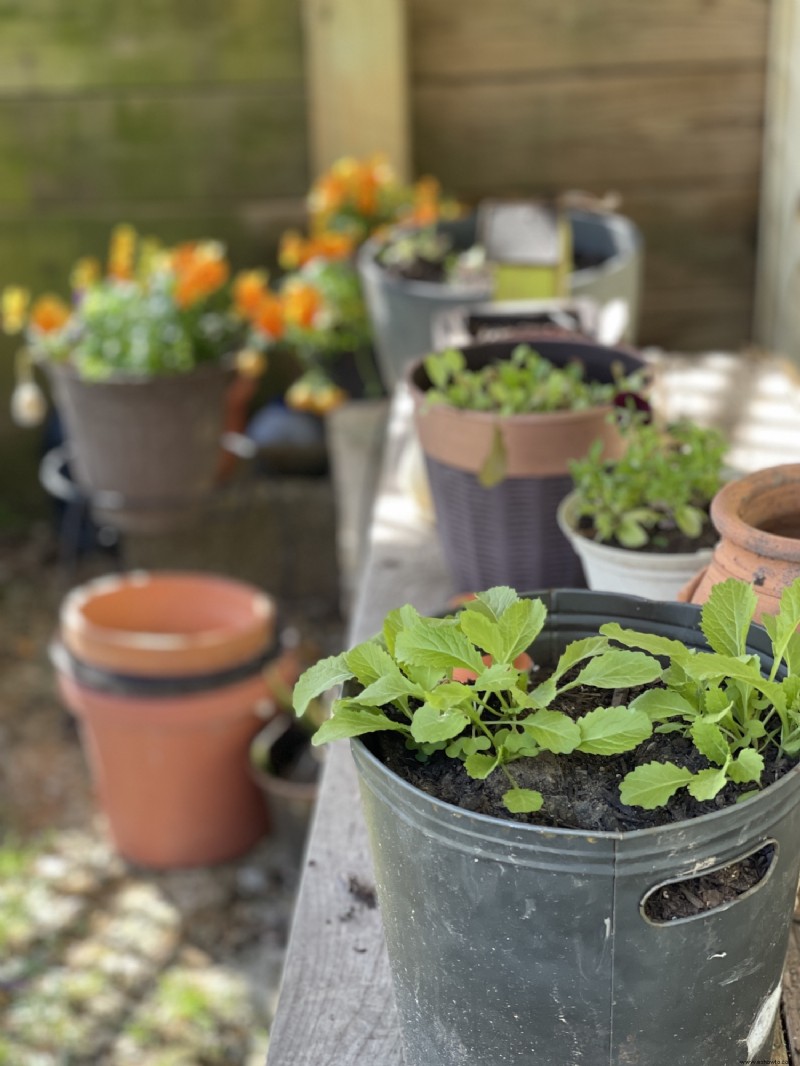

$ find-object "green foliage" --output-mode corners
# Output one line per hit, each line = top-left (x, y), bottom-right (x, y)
(294, 577), (800, 817)
(569, 414), (727, 549)
(423, 344), (643, 417)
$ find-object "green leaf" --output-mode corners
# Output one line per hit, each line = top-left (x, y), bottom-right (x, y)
(353, 672), (424, 707)
(552, 636), (609, 680)
(500, 730), (541, 757)
(459, 610), (505, 662)
(477, 425), (507, 488)
(619, 761), (694, 809)
(469, 586), (519, 621)
(700, 578), (758, 657)
(381, 608), (403, 657)
(294, 653), (353, 718)
(498, 598), (547, 662)
(473, 663), (524, 693)
(426, 681), (473, 709)
(572, 650), (662, 690)
(687, 766), (728, 801)
(577, 706), (652, 755)
(345, 641), (396, 685)
(690, 720), (731, 766)
(522, 710), (581, 754)
(616, 515), (648, 548)
(410, 704), (469, 744)
(680, 652), (763, 687)
(629, 688), (697, 722)
(395, 617), (485, 674)
(727, 748), (764, 785)
(600, 623), (693, 665)
(313, 700), (408, 745)
(464, 752), (499, 779)
(446, 735), (491, 758)
(674, 504), (704, 539)
(762, 578), (800, 676)
(502, 788), (543, 814)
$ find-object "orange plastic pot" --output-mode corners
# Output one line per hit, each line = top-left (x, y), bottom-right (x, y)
(683, 464), (800, 620)
(55, 571), (280, 868)
(61, 571), (276, 678)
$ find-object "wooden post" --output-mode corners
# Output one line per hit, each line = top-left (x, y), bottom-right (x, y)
(301, 0), (410, 181)
(754, 0), (800, 362)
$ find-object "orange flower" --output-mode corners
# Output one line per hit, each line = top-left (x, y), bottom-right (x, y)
(252, 292), (284, 340)
(173, 243), (230, 309)
(311, 231), (354, 261)
(30, 294), (71, 334)
(408, 176), (442, 225)
(233, 270), (269, 318)
(2, 287), (30, 334)
(107, 224), (137, 280)
(282, 280), (323, 329)
(279, 231), (306, 271)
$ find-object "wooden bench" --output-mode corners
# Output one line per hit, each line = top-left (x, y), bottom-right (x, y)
(267, 355), (800, 1065)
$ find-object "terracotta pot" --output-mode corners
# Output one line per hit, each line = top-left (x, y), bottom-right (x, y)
(684, 464), (800, 619)
(250, 715), (322, 860)
(60, 571), (276, 678)
(408, 336), (645, 593)
(54, 571), (279, 868)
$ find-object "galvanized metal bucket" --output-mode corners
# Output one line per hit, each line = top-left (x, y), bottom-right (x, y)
(351, 590), (800, 1066)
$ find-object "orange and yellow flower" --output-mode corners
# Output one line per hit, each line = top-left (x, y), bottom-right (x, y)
(173, 242), (229, 309)
(29, 295), (71, 334)
(279, 229), (354, 271)
(107, 224), (137, 281)
(70, 257), (100, 293)
(252, 292), (284, 340)
(233, 270), (270, 318)
(282, 279), (323, 330)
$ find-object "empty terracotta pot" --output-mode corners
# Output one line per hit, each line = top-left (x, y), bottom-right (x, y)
(55, 571), (279, 868)
(683, 464), (800, 620)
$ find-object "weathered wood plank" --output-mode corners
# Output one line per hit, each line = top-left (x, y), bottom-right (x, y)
(301, 0), (410, 178)
(413, 69), (765, 195)
(753, 0), (800, 362)
(0, 87), (308, 206)
(409, 0), (769, 77)
(0, 0), (304, 90)
(783, 920), (800, 1063)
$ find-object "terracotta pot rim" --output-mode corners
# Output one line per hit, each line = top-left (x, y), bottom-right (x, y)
(710, 465), (800, 563)
(61, 571), (276, 676)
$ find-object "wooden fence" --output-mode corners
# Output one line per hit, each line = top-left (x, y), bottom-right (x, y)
(0, 0), (785, 520)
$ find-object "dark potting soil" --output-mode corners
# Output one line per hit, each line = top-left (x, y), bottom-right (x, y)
(576, 515), (718, 554)
(379, 256), (448, 283)
(367, 673), (797, 919)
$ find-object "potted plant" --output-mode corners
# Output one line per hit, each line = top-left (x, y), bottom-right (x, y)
(557, 413), (726, 600)
(358, 204), (643, 389)
(409, 337), (646, 594)
(2, 226), (267, 532)
(293, 579), (800, 1066)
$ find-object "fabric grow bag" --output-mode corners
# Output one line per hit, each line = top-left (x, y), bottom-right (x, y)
(350, 590), (800, 1066)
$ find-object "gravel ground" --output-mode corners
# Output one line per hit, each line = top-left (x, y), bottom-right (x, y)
(0, 523), (343, 1065)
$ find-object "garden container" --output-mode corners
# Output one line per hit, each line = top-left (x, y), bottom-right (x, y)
(557, 491), (715, 600)
(47, 361), (232, 533)
(351, 589), (800, 1066)
(683, 463), (800, 618)
(54, 571), (278, 868)
(409, 337), (645, 594)
(250, 715), (321, 861)
(358, 208), (642, 389)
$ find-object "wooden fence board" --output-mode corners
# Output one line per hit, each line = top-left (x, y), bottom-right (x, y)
(409, 0), (769, 77)
(0, 0), (304, 90)
(413, 69), (764, 195)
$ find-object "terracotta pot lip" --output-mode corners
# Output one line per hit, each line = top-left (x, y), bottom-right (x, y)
(711, 465), (800, 563)
(61, 570), (275, 656)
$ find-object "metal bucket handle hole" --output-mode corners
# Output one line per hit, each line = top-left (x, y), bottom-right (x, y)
(639, 840), (778, 926)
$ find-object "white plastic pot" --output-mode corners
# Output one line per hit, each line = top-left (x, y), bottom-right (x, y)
(557, 492), (713, 600)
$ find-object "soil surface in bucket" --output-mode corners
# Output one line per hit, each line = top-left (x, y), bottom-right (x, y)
(368, 671), (797, 921)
